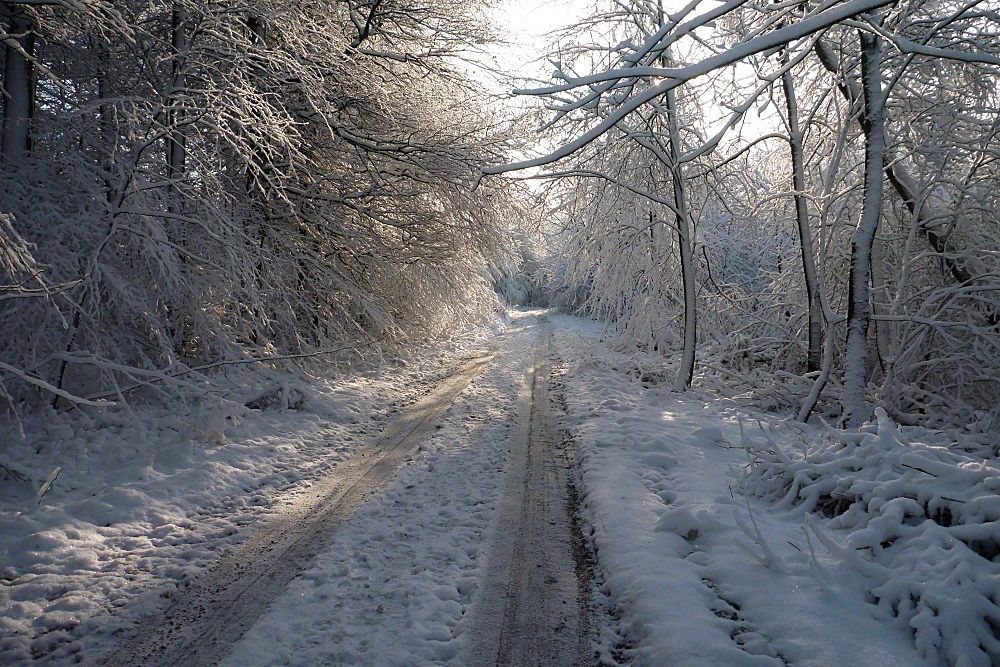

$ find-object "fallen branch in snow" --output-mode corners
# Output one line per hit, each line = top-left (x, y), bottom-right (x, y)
(44, 338), (388, 403)
(899, 461), (937, 477)
(0, 360), (113, 407)
(0, 459), (30, 482)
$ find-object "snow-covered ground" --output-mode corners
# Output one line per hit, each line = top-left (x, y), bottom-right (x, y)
(551, 315), (932, 666)
(553, 313), (996, 667)
(2, 309), (996, 666)
(0, 318), (506, 664)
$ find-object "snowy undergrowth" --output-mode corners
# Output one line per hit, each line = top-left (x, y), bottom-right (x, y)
(0, 320), (503, 665)
(742, 410), (1000, 667)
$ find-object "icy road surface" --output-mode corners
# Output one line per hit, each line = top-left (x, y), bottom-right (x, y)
(2, 310), (947, 666)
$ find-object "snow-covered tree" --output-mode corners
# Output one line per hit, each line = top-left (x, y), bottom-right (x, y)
(488, 0), (1000, 430)
(0, 0), (524, 410)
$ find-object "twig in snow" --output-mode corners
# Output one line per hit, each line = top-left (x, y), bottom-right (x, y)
(802, 525), (826, 586)
(900, 461), (938, 477)
(803, 527), (818, 564)
(0, 460), (30, 482)
(732, 505), (781, 570)
(806, 516), (888, 580)
(35, 467), (61, 505)
(740, 480), (781, 569)
(758, 421), (793, 465)
(735, 535), (773, 568)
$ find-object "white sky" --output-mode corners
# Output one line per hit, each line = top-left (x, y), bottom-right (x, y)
(480, 0), (592, 87)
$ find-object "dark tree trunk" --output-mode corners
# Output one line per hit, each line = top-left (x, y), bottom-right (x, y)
(2, 8), (35, 163)
(166, 6), (186, 188)
(780, 59), (823, 374)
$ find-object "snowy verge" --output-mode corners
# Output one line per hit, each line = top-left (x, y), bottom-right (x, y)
(0, 318), (505, 665)
(550, 314), (931, 667)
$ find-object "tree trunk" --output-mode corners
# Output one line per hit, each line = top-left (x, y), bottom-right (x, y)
(652, 0), (696, 390)
(814, 38), (971, 286)
(869, 235), (893, 374)
(2, 8), (35, 163)
(244, 14), (269, 196)
(842, 27), (885, 427)
(166, 5), (191, 354)
(167, 6), (186, 187)
(667, 87), (696, 390)
(780, 61), (823, 374)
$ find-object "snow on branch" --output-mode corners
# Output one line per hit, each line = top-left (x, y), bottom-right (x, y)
(481, 0), (896, 178)
(0, 212), (36, 281)
(0, 0), (524, 406)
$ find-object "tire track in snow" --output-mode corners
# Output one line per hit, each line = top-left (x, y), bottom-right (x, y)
(464, 317), (594, 667)
(95, 352), (494, 667)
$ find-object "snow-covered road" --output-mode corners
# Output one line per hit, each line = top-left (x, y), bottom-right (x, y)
(2, 310), (972, 666)
(463, 317), (592, 667)
(99, 351), (497, 667)
(214, 311), (592, 667)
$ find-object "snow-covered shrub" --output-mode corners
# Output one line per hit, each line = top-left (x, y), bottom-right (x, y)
(741, 410), (1000, 667)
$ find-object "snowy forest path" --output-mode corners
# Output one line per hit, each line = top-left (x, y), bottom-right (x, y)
(463, 317), (594, 667)
(95, 351), (496, 667)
